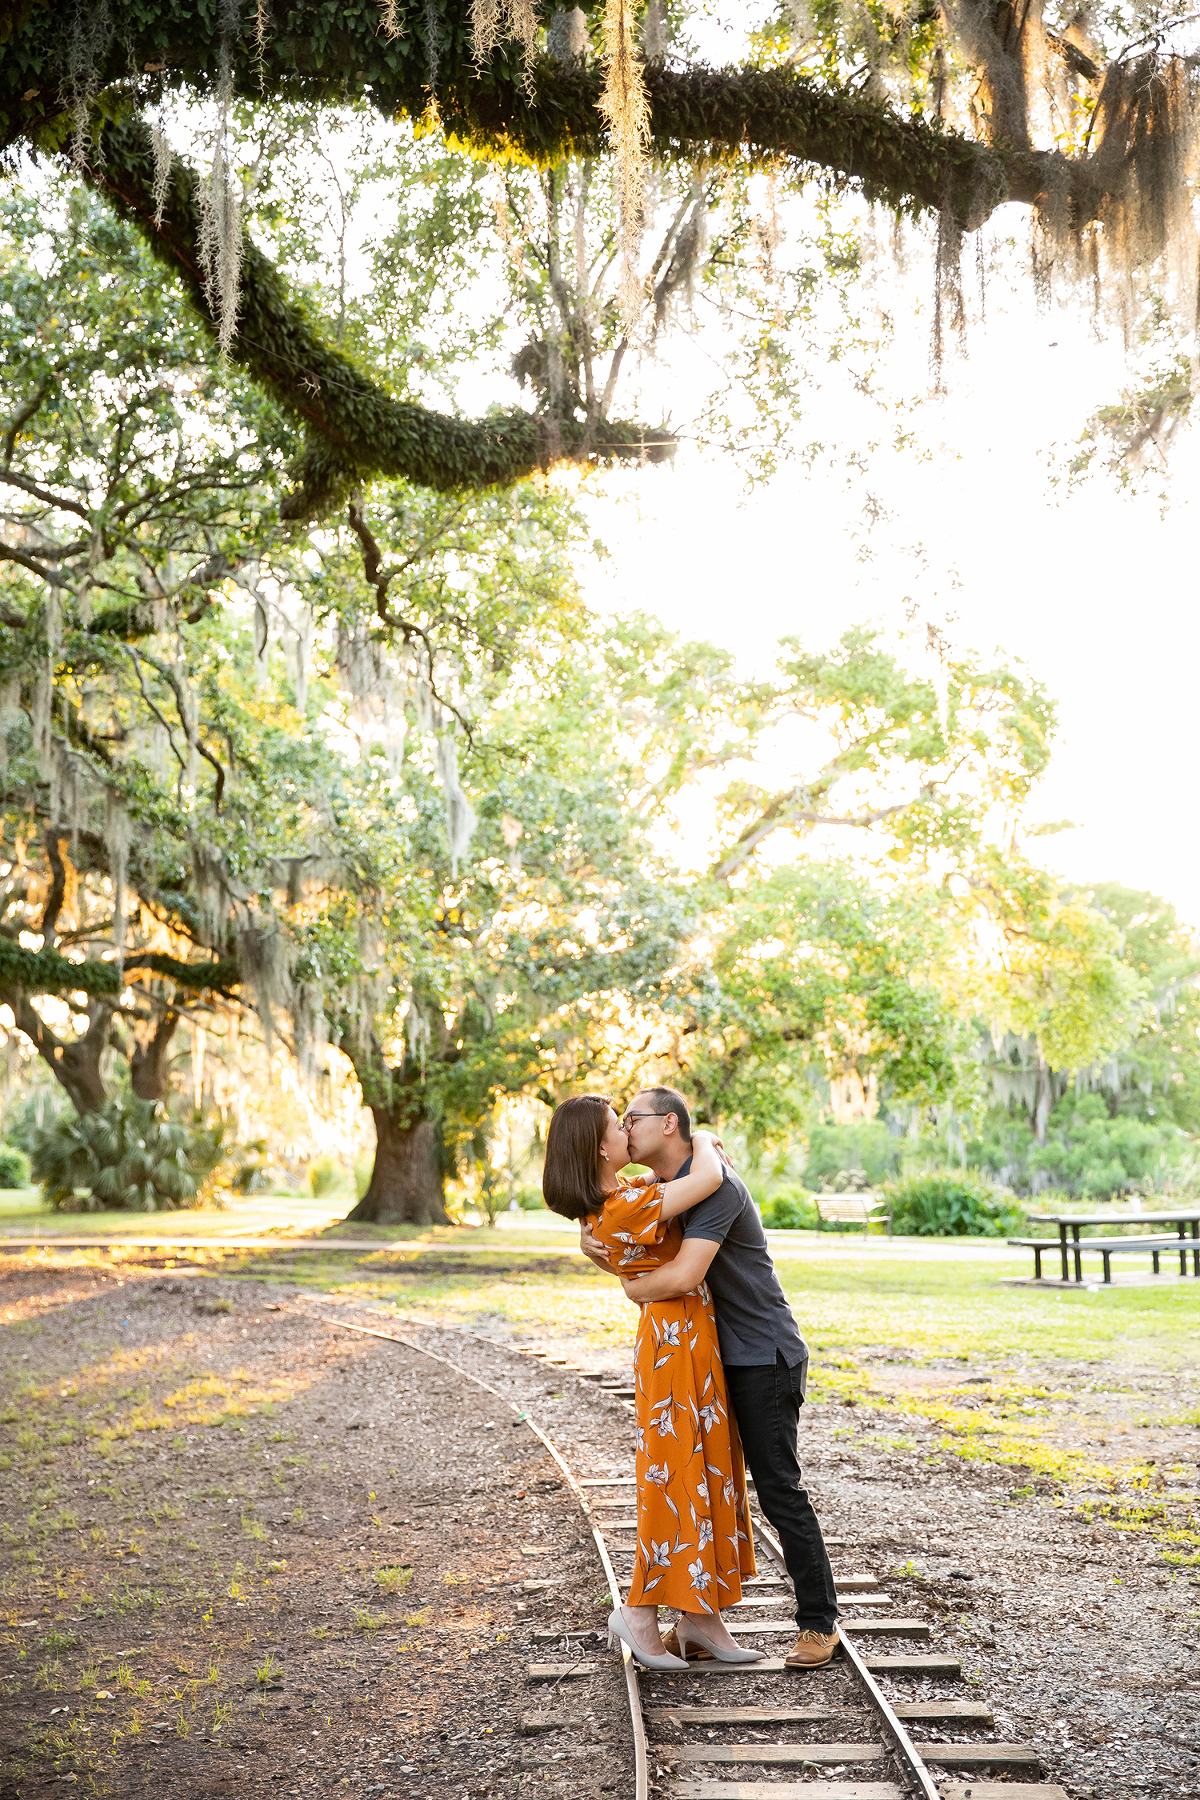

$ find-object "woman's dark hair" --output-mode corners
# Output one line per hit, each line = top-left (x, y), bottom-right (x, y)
(542, 1095), (615, 1221)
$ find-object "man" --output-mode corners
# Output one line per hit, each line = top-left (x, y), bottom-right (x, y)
(579, 1084), (840, 1667)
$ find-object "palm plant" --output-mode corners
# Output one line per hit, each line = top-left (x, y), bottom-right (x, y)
(31, 1099), (200, 1212)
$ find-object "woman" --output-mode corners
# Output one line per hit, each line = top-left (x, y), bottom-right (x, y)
(542, 1094), (761, 1670)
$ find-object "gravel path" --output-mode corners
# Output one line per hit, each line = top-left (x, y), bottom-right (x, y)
(2, 1255), (1198, 1800)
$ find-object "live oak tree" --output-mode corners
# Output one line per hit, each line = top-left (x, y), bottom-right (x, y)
(0, 172), (766, 1220)
(0, 180), (559, 1146)
(6, 0), (1200, 503)
(970, 879), (1196, 1158)
(707, 625), (1056, 883)
(0, 183), (275, 1112)
(622, 860), (971, 1154)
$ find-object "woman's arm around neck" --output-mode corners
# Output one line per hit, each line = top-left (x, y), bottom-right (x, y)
(656, 1131), (725, 1221)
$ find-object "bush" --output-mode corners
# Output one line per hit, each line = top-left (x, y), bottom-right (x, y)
(0, 1145), (30, 1189)
(31, 1099), (202, 1212)
(968, 1093), (1181, 1198)
(885, 1170), (1024, 1238)
(308, 1156), (342, 1197)
(515, 1187), (546, 1211)
(758, 1191), (819, 1230)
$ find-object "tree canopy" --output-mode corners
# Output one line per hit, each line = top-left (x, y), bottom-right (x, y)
(5, 0), (1198, 499)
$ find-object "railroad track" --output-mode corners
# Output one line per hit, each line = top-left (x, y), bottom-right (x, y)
(312, 1312), (1067, 1800)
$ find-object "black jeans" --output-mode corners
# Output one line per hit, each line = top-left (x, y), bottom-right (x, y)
(724, 1353), (838, 1633)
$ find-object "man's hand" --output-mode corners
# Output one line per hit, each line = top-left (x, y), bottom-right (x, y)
(580, 1221), (617, 1273)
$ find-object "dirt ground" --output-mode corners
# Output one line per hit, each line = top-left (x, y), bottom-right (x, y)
(2, 1252), (1200, 1800)
(0, 1257), (633, 1799)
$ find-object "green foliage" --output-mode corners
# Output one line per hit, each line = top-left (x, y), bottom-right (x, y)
(662, 860), (971, 1151)
(0, 1145), (30, 1189)
(758, 1191), (819, 1229)
(30, 1100), (201, 1212)
(970, 1093), (1182, 1199)
(994, 898), (1147, 1077)
(307, 1157), (342, 1197)
(1083, 883), (1200, 1133)
(802, 1122), (903, 1189)
(884, 1170), (1024, 1237)
(0, 2), (1007, 237)
(231, 1156), (273, 1195)
(514, 1188), (546, 1211)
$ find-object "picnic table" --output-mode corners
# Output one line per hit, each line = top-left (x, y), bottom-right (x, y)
(1016, 1208), (1200, 1283)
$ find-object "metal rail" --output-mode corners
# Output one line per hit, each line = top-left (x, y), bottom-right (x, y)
(752, 1513), (942, 1800)
(305, 1310), (650, 1800)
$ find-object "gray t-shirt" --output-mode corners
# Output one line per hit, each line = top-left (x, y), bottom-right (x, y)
(677, 1157), (808, 1369)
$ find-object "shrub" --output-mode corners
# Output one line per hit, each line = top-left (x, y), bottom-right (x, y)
(308, 1156), (341, 1197)
(885, 1170), (1024, 1238)
(232, 1151), (272, 1194)
(968, 1093), (1180, 1198)
(515, 1187), (546, 1211)
(0, 1145), (30, 1188)
(758, 1192), (818, 1230)
(31, 1099), (201, 1212)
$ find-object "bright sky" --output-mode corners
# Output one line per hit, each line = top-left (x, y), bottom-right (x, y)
(581, 210), (1200, 926)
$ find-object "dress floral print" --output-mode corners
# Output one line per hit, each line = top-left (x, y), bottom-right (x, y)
(592, 1175), (755, 1612)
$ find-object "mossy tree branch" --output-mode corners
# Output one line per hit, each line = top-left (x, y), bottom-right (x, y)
(1, 1), (1090, 230)
(0, 937), (241, 1002)
(67, 117), (673, 518)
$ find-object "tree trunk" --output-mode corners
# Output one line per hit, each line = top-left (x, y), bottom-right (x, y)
(130, 1010), (180, 1101)
(346, 1108), (449, 1226)
(9, 994), (112, 1115)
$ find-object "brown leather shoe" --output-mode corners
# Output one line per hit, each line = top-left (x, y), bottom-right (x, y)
(784, 1627), (840, 1668)
(661, 1624), (713, 1661)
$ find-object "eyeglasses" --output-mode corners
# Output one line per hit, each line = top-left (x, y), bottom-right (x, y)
(620, 1112), (659, 1130)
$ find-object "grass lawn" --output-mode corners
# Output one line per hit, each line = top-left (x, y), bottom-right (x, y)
(198, 1231), (1200, 1559)
(4, 1205), (1198, 1556)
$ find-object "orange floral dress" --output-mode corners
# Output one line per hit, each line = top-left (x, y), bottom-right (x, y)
(591, 1174), (756, 1613)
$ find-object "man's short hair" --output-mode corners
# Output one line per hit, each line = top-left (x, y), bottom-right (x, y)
(639, 1085), (692, 1143)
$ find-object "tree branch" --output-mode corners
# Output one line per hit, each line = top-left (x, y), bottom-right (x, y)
(712, 789), (919, 881)
(65, 116), (674, 516)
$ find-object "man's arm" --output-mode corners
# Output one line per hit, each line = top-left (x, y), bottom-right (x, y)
(580, 1220), (618, 1272)
(619, 1237), (720, 1303)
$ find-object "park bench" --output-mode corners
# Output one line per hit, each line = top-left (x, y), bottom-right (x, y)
(814, 1192), (892, 1235)
(1010, 1232), (1193, 1284)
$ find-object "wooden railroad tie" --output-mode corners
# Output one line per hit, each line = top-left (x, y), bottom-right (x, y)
(940, 1786), (1069, 1800)
(570, 1652), (961, 1678)
(647, 1702), (993, 1727)
(670, 1787), (1070, 1800)
(726, 1618), (930, 1638)
(669, 1781), (903, 1799)
(664, 1743), (885, 1765)
(662, 1743), (1041, 1771)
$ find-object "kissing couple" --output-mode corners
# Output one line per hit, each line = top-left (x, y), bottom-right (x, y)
(542, 1085), (838, 1671)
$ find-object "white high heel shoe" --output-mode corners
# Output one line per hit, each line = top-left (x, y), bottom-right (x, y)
(675, 1617), (766, 1664)
(606, 1607), (689, 1671)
